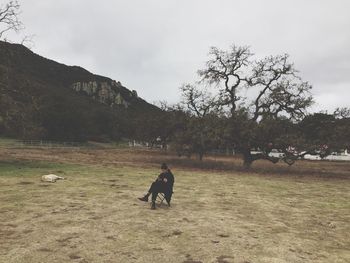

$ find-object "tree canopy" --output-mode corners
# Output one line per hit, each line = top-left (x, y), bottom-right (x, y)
(176, 45), (314, 167)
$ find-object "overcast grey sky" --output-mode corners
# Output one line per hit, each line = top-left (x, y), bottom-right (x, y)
(15, 0), (350, 112)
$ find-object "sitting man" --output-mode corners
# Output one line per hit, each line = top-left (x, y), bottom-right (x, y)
(138, 163), (174, 210)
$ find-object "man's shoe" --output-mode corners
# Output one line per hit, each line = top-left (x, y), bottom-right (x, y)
(151, 201), (156, 210)
(138, 195), (148, 202)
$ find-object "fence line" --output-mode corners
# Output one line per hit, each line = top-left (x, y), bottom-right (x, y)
(0, 140), (91, 149)
(20, 140), (86, 147)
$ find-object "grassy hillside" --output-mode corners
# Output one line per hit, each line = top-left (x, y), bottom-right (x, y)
(0, 41), (159, 141)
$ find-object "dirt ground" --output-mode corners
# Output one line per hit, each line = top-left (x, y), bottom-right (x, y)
(0, 147), (349, 263)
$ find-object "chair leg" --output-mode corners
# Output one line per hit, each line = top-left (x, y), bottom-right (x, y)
(156, 193), (165, 206)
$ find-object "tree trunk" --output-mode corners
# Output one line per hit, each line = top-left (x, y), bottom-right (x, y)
(241, 147), (279, 169)
(242, 149), (253, 169)
(162, 141), (167, 151)
(198, 151), (204, 161)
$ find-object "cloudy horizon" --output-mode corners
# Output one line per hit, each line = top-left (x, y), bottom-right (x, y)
(9, 0), (350, 113)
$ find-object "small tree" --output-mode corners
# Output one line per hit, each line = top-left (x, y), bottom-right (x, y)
(0, 1), (23, 40)
(176, 84), (223, 160)
(195, 45), (313, 168)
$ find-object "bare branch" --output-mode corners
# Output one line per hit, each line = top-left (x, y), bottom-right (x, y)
(180, 84), (220, 118)
(247, 54), (312, 121)
(197, 45), (253, 113)
(20, 34), (35, 49)
(0, 1), (23, 40)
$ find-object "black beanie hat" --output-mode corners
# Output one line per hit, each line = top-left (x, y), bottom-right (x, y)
(161, 163), (168, 170)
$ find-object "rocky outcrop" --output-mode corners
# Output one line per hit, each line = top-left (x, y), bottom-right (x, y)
(71, 80), (138, 108)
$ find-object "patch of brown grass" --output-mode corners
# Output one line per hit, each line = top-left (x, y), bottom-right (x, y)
(0, 147), (349, 262)
(1, 147), (349, 179)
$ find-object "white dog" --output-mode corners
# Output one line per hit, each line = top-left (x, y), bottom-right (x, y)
(41, 174), (65, 183)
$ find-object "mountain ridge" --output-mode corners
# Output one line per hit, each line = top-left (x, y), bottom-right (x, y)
(0, 40), (159, 141)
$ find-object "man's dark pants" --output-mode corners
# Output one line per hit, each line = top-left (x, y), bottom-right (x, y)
(148, 180), (170, 202)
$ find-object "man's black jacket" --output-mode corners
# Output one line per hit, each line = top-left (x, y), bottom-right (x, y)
(157, 169), (174, 190)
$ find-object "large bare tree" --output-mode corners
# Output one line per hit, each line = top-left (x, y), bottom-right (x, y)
(196, 45), (313, 167)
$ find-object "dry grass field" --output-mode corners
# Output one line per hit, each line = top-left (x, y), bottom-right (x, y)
(0, 147), (349, 263)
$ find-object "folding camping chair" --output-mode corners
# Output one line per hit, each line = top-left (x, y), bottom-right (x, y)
(155, 191), (173, 207)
